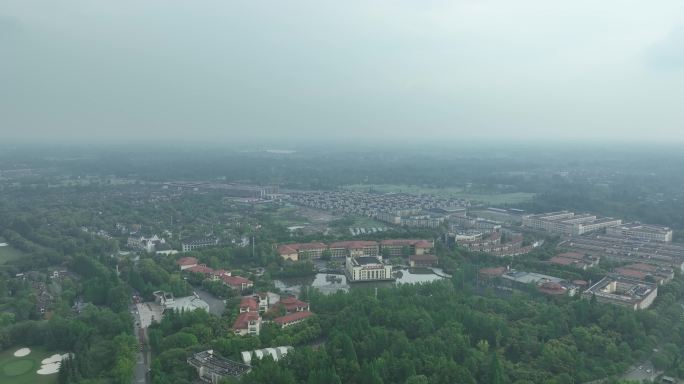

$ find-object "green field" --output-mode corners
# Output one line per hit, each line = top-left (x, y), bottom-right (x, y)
(0, 238), (26, 265)
(0, 347), (58, 384)
(342, 184), (535, 205)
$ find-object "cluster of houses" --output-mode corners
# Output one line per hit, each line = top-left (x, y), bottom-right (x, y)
(479, 250), (674, 311)
(288, 190), (468, 218)
(232, 293), (314, 336)
(176, 257), (253, 291)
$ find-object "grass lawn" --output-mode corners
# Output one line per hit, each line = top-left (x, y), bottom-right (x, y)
(349, 216), (387, 228)
(342, 184), (535, 205)
(0, 347), (58, 384)
(0, 237), (26, 265)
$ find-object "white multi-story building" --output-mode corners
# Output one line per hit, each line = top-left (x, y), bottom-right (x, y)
(345, 256), (394, 282)
(522, 211), (621, 236)
(606, 222), (673, 242)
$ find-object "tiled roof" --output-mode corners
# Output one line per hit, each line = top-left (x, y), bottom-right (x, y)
(223, 275), (253, 287)
(186, 265), (214, 274)
(279, 296), (309, 312)
(240, 297), (258, 311)
(177, 257), (198, 266)
(274, 311), (313, 325)
(233, 312), (260, 330)
(329, 241), (378, 249)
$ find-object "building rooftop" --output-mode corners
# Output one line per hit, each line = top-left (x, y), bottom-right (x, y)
(274, 311), (313, 325)
(233, 311), (260, 330)
(176, 256), (198, 266)
(188, 350), (250, 378)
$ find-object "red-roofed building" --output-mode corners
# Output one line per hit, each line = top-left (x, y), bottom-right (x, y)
(239, 297), (258, 313)
(278, 296), (310, 313)
(538, 281), (568, 296)
(186, 264), (215, 276)
(276, 242), (327, 261)
(613, 263), (674, 285)
(276, 244), (299, 261)
(479, 267), (506, 280)
(380, 239), (433, 257)
(548, 252), (599, 270)
(409, 254), (439, 268)
(177, 257), (198, 270)
(222, 275), (253, 291)
(274, 311), (313, 328)
(329, 241), (379, 258)
(233, 311), (261, 336)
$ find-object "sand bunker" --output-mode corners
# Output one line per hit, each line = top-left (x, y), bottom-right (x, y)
(13, 348), (31, 357)
(41, 353), (69, 365)
(37, 362), (60, 375)
(36, 353), (72, 375)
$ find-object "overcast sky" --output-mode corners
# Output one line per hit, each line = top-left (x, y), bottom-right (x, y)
(1, 0), (684, 143)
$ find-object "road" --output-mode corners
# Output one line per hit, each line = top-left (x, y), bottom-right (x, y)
(621, 360), (659, 382)
(131, 303), (149, 384)
(195, 288), (226, 317)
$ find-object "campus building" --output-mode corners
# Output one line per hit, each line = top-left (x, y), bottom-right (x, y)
(606, 222), (673, 242)
(522, 211), (622, 236)
(561, 235), (684, 271)
(582, 276), (658, 310)
(182, 237), (219, 252)
(276, 239), (433, 261)
(612, 263), (674, 285)
(345, 255), (394, 282)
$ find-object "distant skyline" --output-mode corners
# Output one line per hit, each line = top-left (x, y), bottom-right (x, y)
(2, 0), (684, 143)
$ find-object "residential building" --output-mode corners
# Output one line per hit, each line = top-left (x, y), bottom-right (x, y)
(233, 311), (261, 336)
(409, 254), (439, 268)
(345, 255), (394, 282)
(222, 275), (253, 291)
(187, 350), (250, 383)
(582, 276), (658, 310)
(274, 311), (313, 328)
(176, 257), (198, 270)
(607, 222), (673, 242)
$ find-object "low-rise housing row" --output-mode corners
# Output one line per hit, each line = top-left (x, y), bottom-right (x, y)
(288, 190), (468, 219)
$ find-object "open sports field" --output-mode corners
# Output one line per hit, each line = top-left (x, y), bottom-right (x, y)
(0, 237), (26, 265)
(0, 347), (58, 384)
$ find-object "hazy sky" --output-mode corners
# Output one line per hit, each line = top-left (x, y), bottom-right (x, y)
(2, 0), (684, 143)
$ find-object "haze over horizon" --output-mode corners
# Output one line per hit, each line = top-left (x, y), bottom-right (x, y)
(2, 0), (684, 143)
